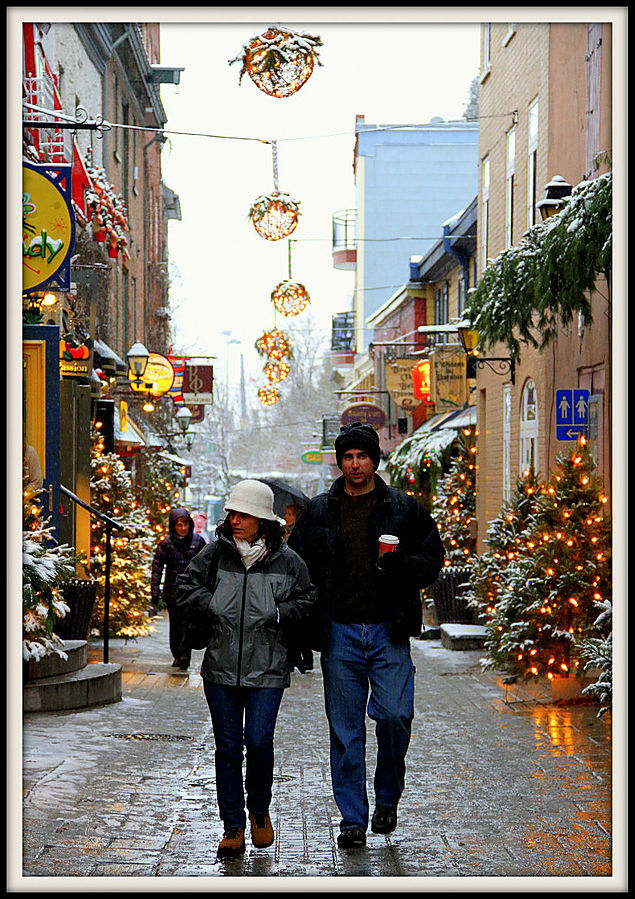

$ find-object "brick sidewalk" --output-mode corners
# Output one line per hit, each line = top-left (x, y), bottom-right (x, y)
(17, 611), (623, 887)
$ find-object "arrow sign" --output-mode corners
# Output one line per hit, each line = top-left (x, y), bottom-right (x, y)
(556, 388), (589, 440)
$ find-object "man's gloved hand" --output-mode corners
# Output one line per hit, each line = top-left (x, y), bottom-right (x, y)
(378, 551), (403, 574)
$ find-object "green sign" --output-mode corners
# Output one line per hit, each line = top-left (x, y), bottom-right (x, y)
(302, 450), (323, 465)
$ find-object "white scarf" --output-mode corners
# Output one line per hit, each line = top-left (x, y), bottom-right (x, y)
(235, 536), (268, 569)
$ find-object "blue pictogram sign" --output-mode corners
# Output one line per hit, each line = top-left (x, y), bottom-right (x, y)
(556, 388), (589, 440)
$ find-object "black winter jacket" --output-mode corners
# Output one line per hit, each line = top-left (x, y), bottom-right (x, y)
(151, 508), (206, 607)
(288, 475), (445, 648)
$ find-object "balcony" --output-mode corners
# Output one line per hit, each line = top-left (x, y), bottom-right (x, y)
(332, 209), (357, 270)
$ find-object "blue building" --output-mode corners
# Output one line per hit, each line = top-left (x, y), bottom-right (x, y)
(335, 115), (478, 354)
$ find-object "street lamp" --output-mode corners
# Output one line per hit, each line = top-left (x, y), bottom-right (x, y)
(457, 325), (516, 385)
(536, 175), (572, 221)
(175, 405), (192, 436)
(126, 341), (150, 385)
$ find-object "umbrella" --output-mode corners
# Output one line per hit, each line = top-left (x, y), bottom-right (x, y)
(257, 478), (310, 518)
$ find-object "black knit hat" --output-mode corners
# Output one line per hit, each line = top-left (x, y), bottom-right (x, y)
(335, 421), (381, 470)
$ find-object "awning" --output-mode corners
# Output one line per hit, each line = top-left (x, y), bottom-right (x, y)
(436, 404), (477, 430)
(158, 451), (192, 469)
(93, 339), (128, 376)
(114, 405), (147, 447)
(387, 405), (476, 483)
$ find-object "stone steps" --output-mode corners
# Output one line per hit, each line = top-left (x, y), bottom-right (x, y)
(24, 640), (122, 712)
(440, 622), (488, 651)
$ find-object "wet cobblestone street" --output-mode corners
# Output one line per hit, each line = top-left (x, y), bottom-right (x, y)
(15, 612), (625, 890)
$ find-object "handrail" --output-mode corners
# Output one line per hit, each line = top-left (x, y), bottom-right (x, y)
(60, 484), (124, 663)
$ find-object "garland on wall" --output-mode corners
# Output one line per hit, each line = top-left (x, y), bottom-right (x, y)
(465, 171), (612, 360)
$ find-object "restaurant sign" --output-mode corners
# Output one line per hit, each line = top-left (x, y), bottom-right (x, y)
(430, 345), (467, 411)
(341, 402), (386, 429)
(182, 364), (214, 405)
(23, 163), (75, 292)
(385, 357), (420, 411)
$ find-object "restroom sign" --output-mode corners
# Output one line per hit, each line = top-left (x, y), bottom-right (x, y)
(556, 388), (589, 440)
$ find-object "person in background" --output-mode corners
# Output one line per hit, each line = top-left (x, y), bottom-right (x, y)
(23, 437), (43, 493)
(193, 512), (210, 543)
(289, 422), (445, 849)
(151, 507), (206, 670)
(176, 479), (317, 859)
(282, 503), (302, 542)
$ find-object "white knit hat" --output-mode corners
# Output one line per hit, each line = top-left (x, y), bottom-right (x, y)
(224, 479), (284, 523)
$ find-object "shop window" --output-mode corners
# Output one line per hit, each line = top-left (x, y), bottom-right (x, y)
(527, 98), (539, 229)
(519, 379), (538, 474)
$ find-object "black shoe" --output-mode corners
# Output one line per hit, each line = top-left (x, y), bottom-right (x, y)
(337, 827), (366, 849)
(371, 805), (398, 834)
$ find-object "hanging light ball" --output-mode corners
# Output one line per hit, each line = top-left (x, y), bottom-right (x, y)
(271, 280), (310, 317)
(230, 26), (323, 99)
(255, 328), (292, 361)
(258, 385), (281, 406)
(263, 359), (291, 384)
(249, 192), (301, 241)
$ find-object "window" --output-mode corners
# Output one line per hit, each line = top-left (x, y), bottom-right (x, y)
(112, 74), (119, 159)
(502, 385), (512, 502)
(520, 379), (539, 474)
(434, 282), (449, 343)
(481, 156), (490, 270)
(505, 128), (516, 248)
(481, 24), (491, 74)
(527, 98), (539, 229)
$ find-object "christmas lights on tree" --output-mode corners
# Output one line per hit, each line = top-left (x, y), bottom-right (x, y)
(142, 453), (183, 549)
(89, 428), (156, 638)
(431, 427), (477, 565)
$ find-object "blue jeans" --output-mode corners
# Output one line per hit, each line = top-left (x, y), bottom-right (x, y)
(321, 621), (415, 832)
(203, 680), (284, 829)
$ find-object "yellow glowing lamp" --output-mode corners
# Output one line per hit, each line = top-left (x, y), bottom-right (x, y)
(128, 352), (175, 397)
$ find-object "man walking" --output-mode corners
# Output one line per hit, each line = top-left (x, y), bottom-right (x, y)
(289, 422), (445, 848)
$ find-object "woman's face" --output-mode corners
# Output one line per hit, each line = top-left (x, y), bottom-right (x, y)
(229, 510), (260, 543)
(174, 517), (190, 537)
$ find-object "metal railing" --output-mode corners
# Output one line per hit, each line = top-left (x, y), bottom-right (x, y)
(60, 485), (124, 663)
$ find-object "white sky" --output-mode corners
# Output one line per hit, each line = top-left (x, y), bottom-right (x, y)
(157, 19), (481, 394)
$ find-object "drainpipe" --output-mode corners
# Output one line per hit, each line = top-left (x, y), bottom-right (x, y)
(143, 132), (166, 345)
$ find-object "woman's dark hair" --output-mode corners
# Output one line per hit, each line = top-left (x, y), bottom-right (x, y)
(216, 516), (284, 553)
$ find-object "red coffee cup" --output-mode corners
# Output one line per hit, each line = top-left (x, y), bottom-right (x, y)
(378, 534), (399, 557)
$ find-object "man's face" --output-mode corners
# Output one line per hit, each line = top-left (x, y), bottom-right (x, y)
(341, 449), (375, 494)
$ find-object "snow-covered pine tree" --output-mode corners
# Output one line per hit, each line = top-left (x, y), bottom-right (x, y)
(475, 437), (611, 686)
(579, 598), (612, 716)
(431, 427), (477, 566)
(465, 467), (543, 628)
(89, 428), (156, 638)
(23, 476), (76, 662)
(142, 453), (183, 546)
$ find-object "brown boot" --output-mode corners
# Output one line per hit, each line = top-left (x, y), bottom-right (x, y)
(217, 826), (245, 858)
(249, 812), (275, 848)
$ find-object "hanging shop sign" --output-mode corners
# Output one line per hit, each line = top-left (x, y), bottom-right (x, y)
(302, 450), (323, 465)
(187, 404), (206, 424)
(23, 163), (76, 293)
(321, 413), (341, 450)
(167, 354), (186, 405)
(59, 335), (93, 378)
(119, 400), (129, 433)
(411, 359), (432, 403)
(182, 364), (214, 405)
(128, 352), (175, 397)
(341, 403), (386, 430)
(385, 357), (419, 411)
(430, 345), (467, 411)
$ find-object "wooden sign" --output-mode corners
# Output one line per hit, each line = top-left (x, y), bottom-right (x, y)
(385, 358), (419, 411)
(430, 345), (467, 411)
(341, 403), (386, 429)
(182, 364), (213, 404)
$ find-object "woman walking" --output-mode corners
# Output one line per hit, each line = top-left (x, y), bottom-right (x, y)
(176, 480), (316, 858)
(151, 507), (206, 670)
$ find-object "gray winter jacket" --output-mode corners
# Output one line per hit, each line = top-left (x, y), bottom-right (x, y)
(175, 532), (317, 688)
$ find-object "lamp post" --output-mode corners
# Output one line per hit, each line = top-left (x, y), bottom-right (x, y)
(457, 326), (515, 385)
(126, 341), (150, 385)
(536, 175), (572, 221)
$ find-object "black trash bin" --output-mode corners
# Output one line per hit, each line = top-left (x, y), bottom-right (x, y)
(54, 579), (98, 640)
(428, 566), (473, 624)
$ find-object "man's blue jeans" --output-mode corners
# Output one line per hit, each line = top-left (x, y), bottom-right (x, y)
(320, 621), (415, 832)
(203, 680), (284, 829)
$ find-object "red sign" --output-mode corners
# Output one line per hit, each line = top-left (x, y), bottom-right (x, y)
(182, 364), (213, 404)
(341, 403), (386, 429)
(412, 359), (432, 402)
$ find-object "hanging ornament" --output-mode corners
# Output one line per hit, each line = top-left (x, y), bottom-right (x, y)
(229, 26), (323, 99)
(271, 280), (310, 317)
(249, 142), (300, 241)
(255, 327), (292, 361)
(263, 359), (291, 384)
(258, 385), (281, 406)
